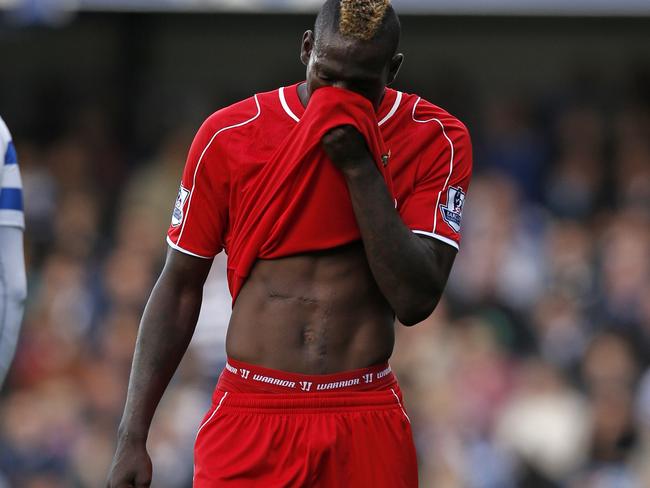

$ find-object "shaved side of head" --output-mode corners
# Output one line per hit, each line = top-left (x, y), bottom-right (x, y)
(314, 0), (401, 59)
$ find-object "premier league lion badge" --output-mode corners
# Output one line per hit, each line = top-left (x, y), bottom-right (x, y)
(439, 186), (465, 233)
(171, 185), (190, 227)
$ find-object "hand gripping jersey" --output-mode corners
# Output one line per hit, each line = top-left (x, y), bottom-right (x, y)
(167, 83), (472, 303)
(0, 116), (24, 230)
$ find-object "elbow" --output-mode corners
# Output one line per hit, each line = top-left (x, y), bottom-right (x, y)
(397, 308), (433, 327)
(396, 293), (442, 327)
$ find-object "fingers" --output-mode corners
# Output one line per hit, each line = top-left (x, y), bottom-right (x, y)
(106, 472), (150, 488)
(105, 476), (133, 488)
(136, 473), (152, 487)
(106, 446), (152, 488)
(322, 128), (363, 150)
(324, 125), (360, 138)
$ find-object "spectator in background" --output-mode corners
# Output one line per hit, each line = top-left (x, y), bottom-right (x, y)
(0, 116), (27, 388)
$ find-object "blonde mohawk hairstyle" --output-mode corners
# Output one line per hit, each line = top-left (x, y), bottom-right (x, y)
(339, 0), (392, 41)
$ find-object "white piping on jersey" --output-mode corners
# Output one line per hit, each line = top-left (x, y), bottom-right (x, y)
(411, 97), (455, 236)
(176, 95), (262, 247)
(279, 86), (300, 123)
(412, 230), (459, 250)
(278, 86), (403, 127)
(166, 235), (212, 259)
(391, 388), (411, 423)
(378, 91), (403, 126)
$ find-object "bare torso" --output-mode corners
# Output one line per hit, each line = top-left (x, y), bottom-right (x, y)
(227, 241), (395, 374)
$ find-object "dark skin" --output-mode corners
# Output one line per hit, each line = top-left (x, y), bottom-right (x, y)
(107, 29), (457, 488)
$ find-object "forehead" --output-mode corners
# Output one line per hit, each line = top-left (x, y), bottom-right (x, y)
(313, 34), (389, 78)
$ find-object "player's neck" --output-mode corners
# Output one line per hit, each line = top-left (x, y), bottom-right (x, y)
(297, 82), (310, 108)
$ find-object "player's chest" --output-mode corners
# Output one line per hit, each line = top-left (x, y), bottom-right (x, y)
(227, 122), (424, 204)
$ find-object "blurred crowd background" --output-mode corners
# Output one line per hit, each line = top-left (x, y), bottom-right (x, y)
(1, 5), (650, 488)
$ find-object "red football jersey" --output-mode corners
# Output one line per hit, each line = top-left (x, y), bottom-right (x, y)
(167, 82), (472, 300)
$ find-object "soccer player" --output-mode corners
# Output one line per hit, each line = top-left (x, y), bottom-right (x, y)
(107, 0), (472, 486)
(0, 116), (27, 388)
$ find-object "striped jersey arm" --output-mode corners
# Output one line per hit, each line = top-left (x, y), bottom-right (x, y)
(0, 116), (25, 230)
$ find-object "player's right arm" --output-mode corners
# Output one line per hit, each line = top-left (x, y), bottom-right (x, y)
(108, 104), (236, 487)
(107, 249), (211, 488)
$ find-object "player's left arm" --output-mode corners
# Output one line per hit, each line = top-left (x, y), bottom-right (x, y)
(323, 123), (471, 326)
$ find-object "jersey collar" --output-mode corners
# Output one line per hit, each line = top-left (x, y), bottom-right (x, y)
(280, 82), (402, 127)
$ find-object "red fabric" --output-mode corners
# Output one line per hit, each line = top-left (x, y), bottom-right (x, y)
(226, 87), (391, 302)
(193, 365), (418, 487)
(167, 83), (472, 303)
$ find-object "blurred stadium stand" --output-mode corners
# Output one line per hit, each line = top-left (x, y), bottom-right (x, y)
(1, 3), (650, 487)
(2, 0), (650, 14)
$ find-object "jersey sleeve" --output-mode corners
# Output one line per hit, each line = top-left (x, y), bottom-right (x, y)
(166, 116), (230, 258)
(400, 111), (472, 250)
(0, 117), (25, 230)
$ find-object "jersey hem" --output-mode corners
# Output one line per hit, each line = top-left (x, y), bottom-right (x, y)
(166, 236), (215, 259)
(412, 230), (459, 250)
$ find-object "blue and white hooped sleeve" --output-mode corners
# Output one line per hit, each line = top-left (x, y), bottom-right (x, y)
(0, 116), (25, 230)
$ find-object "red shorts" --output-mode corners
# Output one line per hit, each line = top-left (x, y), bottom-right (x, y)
(193, 359), (418, 487)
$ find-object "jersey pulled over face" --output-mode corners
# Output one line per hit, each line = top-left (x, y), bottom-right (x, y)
(167, 83), (472, 291)
(0, 116), (25, 230)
